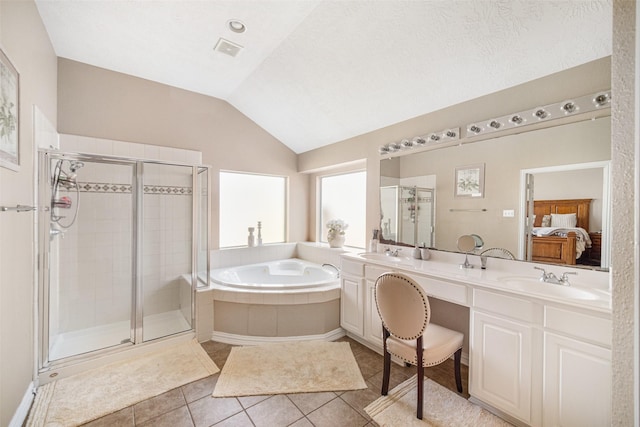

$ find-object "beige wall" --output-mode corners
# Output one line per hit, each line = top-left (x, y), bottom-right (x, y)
(0, 1), (58, 424)
(611, 0), (637, 424)
(57, 58), (308, 247)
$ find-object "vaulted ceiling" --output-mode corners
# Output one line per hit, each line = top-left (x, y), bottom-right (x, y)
(36, 0), (612, 153)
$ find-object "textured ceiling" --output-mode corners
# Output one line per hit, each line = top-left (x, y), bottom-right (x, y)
(35, 0), (612, 154)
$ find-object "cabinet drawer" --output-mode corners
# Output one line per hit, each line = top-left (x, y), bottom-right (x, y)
(365, 265), (392, 280)
(341, 259), (364, 276)
(544, 306), (611, 347)
(473, 289), (537, 323)
(414, 276), (468, 306)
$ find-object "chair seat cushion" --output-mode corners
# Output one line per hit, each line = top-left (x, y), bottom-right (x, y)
(387, 323), (463, 367)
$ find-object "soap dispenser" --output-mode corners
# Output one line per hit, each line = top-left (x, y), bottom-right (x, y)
(420, 242), (431, 260)
(412, 245), (422, 259)
(369, 229), (379, 252)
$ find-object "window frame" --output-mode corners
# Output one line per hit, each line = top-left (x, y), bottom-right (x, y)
(219, 170), (288, 248)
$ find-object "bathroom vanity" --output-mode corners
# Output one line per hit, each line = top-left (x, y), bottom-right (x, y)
(339, 251), (611, 427)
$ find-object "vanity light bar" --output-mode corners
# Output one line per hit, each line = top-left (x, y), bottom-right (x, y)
(465, 90), (611, 138)
(379, 127), (460, 155)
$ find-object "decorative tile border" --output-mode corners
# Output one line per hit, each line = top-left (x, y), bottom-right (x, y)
(77, 182), (132, 193)
(65, 182), (193, 196)
(144, 185), (193, 196)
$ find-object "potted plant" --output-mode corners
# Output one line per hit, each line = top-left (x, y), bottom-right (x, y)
(326, 219), (348, 248)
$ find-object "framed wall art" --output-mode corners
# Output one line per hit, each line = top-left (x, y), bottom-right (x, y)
(455, 163), (484, 198)
(0, 46), (19, 171)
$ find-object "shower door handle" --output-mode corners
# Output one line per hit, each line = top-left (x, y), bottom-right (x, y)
(0, 204), (37, 213)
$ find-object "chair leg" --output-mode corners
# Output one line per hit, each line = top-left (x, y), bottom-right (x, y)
(454, 348), (463, 393)
(382, 328), (391, 395)
(417, 336), (424, 420)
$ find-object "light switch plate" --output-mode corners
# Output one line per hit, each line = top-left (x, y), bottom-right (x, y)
(503, 209), (515, 217)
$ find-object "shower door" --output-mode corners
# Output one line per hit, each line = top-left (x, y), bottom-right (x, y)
(415, 188), (435, 247)
(40, 152), (136, 363)
(39, 151), (207, 371)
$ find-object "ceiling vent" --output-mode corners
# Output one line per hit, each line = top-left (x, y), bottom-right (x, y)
(214, 38), (243, 57)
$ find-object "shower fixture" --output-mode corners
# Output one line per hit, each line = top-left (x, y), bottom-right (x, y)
(69, 160), (84, 173)
(51, 159), (84, 230)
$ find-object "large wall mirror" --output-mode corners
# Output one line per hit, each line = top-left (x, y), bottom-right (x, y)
(380, 115), (611, 271)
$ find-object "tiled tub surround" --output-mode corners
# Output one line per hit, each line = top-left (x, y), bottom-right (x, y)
(340, 248), (611, 426)
(196, 243), (354, 343)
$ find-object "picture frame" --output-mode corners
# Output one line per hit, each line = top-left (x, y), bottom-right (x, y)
(455, 163), (484, 198)
(0, 46), (19, 171)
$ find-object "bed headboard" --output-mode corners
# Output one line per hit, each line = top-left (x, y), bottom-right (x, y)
(533, 199), (592, 231)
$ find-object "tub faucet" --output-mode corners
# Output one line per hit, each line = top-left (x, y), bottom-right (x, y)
(322, 263), (340, 278)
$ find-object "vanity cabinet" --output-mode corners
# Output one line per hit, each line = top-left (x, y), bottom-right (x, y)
(470, 289), (539, 425)
(340, 260), (365, 335)
(339, 254), (611, 427)
(363, 265), (389, 348)
(542, 306), (611, 426)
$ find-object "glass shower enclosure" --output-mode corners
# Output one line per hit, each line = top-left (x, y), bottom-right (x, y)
(37, 150), (210, 372)
(380, 185), (435, 247)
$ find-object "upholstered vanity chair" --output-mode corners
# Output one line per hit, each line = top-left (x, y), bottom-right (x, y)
(374, 272), (464, 420)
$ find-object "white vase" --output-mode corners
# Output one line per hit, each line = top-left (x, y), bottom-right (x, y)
(328, 232), (345, 248)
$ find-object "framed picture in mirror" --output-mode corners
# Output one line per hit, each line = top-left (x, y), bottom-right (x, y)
(455, 163), (484, 198)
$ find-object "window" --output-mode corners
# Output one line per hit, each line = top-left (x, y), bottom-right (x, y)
(319, 171), (366, 248)
(219, 171), (286, 247)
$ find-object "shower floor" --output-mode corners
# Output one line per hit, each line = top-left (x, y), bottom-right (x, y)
(49, 310), (191, 361)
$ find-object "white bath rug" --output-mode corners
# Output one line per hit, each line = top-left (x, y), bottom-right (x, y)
(27, 338), (219, 427)
(365, 375), (513, 426)
(212, 340), (367, 397)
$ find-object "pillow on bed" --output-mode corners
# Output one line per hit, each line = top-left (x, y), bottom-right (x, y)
(550, 213), (577, 228)
(541, 215), (551, 227)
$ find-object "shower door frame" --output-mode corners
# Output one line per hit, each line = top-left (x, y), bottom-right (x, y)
(37, 150), (210, 373)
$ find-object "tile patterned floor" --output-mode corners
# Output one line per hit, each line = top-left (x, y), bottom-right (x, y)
(81, 337), (469, 427)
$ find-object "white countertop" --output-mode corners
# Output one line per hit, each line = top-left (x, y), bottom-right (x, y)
(341, 252), (611, 313)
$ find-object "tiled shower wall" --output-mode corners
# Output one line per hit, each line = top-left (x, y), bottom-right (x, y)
(52, 136), (200, 335)
(56, 163), (134, 332)
(142, 163), (193, 317)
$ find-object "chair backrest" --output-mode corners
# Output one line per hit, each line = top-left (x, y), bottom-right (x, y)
(374, 272), (430, 340)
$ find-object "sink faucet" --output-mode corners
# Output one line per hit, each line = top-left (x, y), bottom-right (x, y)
(384, 247), (401, 257)
(534, 267), (576, 286)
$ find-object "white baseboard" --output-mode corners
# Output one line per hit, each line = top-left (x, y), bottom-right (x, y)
(9, 381), (36, 427)
(210, 328), (346, 346)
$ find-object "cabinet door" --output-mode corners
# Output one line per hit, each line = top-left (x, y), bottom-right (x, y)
(470, 311), (533, 424)
(543, 332), (611, 426)
(364, 279), (384, 348)
(340, 274), (364, 335)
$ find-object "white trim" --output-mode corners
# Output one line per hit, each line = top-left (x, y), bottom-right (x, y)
(9, 381), (35, 427)
(210, 328), (346, 346)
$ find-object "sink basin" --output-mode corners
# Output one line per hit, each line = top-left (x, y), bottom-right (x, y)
(358, 253), (417, 265)
(497, 276), (602, 300)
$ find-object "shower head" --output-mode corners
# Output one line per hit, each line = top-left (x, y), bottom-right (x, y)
(69, 161), (84, 173)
